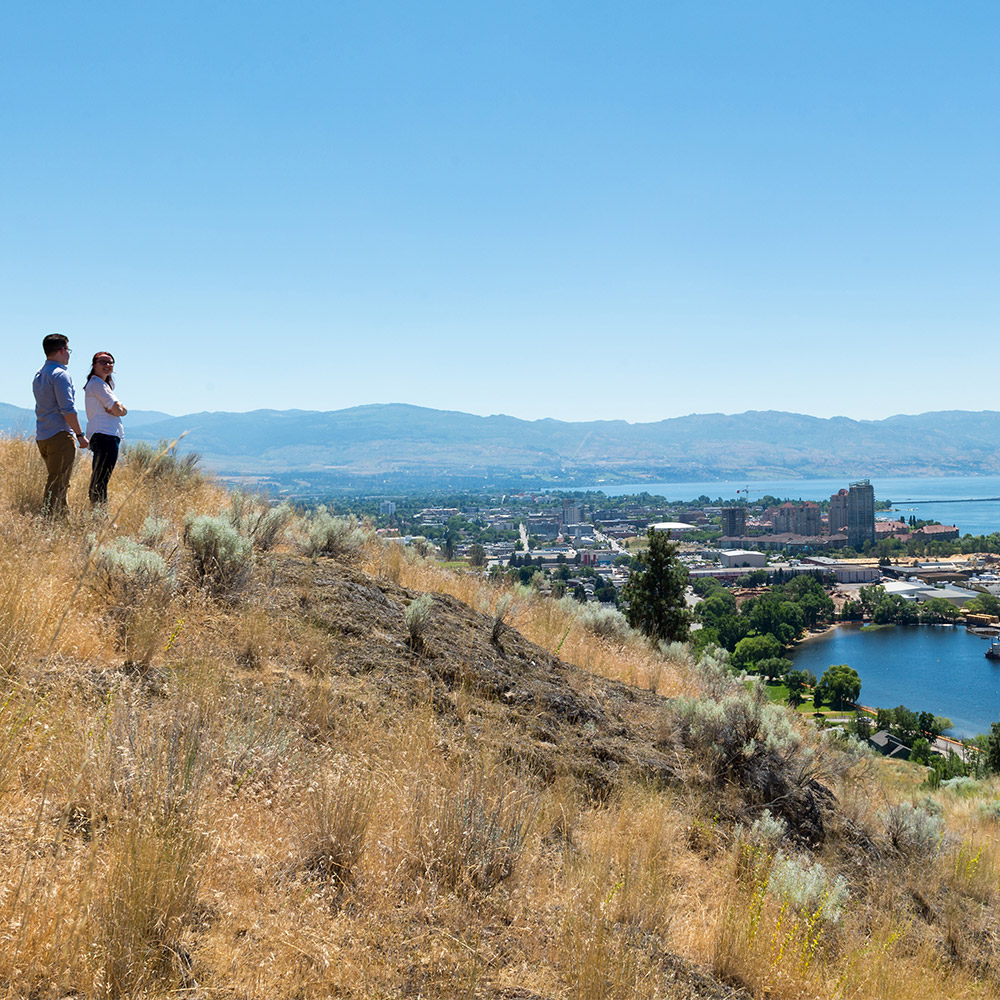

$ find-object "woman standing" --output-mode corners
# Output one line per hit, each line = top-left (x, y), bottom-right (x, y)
(84, 351), (127, 505)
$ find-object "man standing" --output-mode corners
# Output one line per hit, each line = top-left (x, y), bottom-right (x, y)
(32, 333), (88, 515)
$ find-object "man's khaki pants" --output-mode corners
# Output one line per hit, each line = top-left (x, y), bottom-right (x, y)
(36, 431), (76, 515)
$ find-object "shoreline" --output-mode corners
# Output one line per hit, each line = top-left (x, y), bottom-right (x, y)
(791, 619), (995, 739)
(795, 622), (842, 645)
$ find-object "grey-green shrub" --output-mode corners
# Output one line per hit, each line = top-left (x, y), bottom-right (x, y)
(940, 775), (978, 797)
(665, 685), (844, 842)
(93, 699), (207, 995)
(884, 801), (944, 856)
(300, 773), (374, 887)
(576, 602), (633, 640)
(412, 762), (534, 895)
(139, 516), (173, 549)
(693, 644), (738, 699)
(485, 592), (517, 644)
(296, 507), (369, 559)
(221, 684), (294, 790)
(183, 514), (253, 595)
(92, 537), (175, 606)
(767, 852), (849, 923)
(738, 809), (788, 848)
(91, 537), (176, 660)
(227, 491), (294, 552)
(975, 800), (1000, 822)
(404, 594), (434, 648)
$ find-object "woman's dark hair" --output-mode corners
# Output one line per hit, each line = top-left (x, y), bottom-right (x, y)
(85, 352), (115, 390)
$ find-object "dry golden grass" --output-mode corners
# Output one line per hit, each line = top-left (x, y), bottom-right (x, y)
(3, 437), (1000, 997)
(365, 546), (698, 698)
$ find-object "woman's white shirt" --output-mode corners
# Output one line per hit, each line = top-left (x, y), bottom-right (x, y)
(85, 377), (124, 439)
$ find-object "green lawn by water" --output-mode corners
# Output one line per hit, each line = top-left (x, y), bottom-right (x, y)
(763, 680), (848, 720)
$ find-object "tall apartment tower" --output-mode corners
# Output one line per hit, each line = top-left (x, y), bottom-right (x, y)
(847, 480), (875, 549)
(721, 506), (747, 537)
(561, 499), (583, 530)
(828, 489), (849, 535)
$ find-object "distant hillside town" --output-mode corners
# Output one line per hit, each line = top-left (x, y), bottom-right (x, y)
(357, 480), (997, 611)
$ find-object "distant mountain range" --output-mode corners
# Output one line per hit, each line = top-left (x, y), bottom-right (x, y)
(3, 402), (1000, 488)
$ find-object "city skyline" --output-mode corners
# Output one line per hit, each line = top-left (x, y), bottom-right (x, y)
(3, 3), (1000, 423)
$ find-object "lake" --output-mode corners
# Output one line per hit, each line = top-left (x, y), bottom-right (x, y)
(582, 474), (1000, 536)
(791, 624), (1000, 738)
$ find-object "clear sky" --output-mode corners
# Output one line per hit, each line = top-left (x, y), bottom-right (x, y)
(3, 2), (998, 423)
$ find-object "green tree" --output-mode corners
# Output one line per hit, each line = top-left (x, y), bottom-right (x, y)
(785, 669), (809, 708)
(698, 589), (737, 621)
(621, 528), (691, 642)
(918, 710), (949, 740)
(918, 598), (960, 624)
(891, 705), (920, 744)
(910, 737), (932, 765)
(853, 711), (872, 740)
(814, 664), (862, 711)
(756, 656), (793, 681)
(468, 543), (486, 567)
(731, 634), (782, 674)
(692, 576), (723, 596)
(966, 593), (1000, 617)
(985, 722), (1000, 774)
(839, 599), (863, 622)
(796, 589), (835, 628)
(858, 584), (887, 616)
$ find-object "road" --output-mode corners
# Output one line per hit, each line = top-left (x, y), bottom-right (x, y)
(592, 528), (624, 553)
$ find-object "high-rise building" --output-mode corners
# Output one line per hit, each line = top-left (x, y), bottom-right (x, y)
(773, 502), (821, 536)
(561, 499), (582, 527)
(721, 506), (746, 537)
(847, 480), (875, 549)
(828, 489), (849, 535)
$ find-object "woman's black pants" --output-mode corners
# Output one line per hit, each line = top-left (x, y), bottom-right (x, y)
(88, 433), (120, 505)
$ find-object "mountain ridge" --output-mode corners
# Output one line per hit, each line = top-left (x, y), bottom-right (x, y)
(2, 401), (999, 483)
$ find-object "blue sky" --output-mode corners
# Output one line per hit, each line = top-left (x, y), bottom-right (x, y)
(3, 2), (998, 423)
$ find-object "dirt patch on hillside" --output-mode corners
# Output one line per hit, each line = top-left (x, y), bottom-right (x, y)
(273, 556), (677, 799)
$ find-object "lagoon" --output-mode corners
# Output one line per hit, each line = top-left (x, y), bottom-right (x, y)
(791, 624), (1000, 738)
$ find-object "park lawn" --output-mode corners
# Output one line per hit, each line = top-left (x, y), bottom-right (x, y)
(764, 680), (845, 718)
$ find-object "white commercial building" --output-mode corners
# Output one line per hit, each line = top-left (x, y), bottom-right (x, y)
(719, 549), (767, 568)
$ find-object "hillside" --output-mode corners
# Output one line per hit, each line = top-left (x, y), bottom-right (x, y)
(4, 402), (1000, 483)
(2, 438), (1000, 998)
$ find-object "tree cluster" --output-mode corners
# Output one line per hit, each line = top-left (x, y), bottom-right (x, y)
(840, 531), (1000, 559)
(694, 573), (836, 663)
(851, 584), (967, 625)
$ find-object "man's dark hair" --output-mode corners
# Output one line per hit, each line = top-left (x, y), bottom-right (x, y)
(42, 334), (69, 356)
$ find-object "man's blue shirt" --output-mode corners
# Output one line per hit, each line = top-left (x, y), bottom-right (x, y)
(33, 360), (77, 441)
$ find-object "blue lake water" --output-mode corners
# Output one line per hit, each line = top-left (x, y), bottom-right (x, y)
(791, 624), (1000, 738)
(583, 475), (1000, 536)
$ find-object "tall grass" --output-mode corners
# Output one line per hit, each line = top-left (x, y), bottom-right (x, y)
(361, 537), (695, 696)
(1, 445), (1000, 998)
(299, 771), (374, 888)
